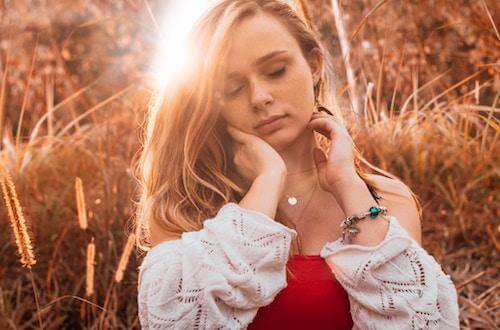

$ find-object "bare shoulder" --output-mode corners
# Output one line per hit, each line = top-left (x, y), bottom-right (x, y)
(366, 174), (412, 198)
(366, 174), (422, 245)
(150, 220), (182, 248)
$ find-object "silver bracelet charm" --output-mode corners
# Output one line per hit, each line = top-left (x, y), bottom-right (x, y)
(340, 205), (388, 243)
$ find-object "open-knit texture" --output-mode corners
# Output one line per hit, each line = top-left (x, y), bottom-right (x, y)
(138, 202), (459, 329)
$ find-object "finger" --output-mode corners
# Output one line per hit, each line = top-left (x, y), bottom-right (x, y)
(226, 125), (246, 144)
(307, 117), (335, 139)
(311, 111), (336, 120)
(310, 112), (334, 123)
(310, 112), (342, 129)
(312, 147), (328, 169)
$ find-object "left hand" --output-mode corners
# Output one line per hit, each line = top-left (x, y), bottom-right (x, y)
(306, 111), (358, 193)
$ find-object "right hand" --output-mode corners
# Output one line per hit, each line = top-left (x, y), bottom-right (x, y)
(226, 124), (287, 184)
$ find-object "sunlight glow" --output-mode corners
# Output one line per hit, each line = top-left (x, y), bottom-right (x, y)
(149, 1), (212, 92)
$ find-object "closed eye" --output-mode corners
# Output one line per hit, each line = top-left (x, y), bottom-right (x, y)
(268, 66), (286, 77)
(224, 66), (286, 98)
(226, 85), (243, 97)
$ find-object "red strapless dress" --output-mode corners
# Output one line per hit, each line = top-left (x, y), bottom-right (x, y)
(248, 254), (353, 330)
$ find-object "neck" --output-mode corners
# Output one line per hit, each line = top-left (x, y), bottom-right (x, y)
(277, 129), (319, 196)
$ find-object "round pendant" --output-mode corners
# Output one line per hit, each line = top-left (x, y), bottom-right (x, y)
(287, 196), (298, 206)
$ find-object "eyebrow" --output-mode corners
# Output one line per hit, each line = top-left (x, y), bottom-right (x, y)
(226, 50), (288, 79)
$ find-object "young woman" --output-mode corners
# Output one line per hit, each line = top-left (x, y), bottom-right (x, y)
(134, 0), (460, 328)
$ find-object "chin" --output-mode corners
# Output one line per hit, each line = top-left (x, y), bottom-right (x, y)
(263, 129), (298, 152)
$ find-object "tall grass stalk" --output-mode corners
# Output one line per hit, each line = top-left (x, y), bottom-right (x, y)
(0, 162), (36, 267)
(330, 0), (360, 114)
(0, 160), (43, 328)
(75, 177), (88, 230)
(86, 240), (96, 298)
(115, 233), (136, 283)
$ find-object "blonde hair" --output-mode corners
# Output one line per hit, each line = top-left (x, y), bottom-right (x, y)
(133, 0), (422, 280)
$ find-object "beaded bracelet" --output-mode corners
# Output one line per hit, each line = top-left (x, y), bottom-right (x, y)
(340, 205), (388, 243)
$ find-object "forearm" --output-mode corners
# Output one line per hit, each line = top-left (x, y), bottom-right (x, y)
(139, 201), (296, 328)
(328, 174), (389, 246)
(322, 176), (460, 328)
(239, 172), (286, 220)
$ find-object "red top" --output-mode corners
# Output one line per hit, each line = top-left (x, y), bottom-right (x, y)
(248, 254), (353, 330)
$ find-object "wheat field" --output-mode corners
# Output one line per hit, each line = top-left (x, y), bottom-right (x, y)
(0, 0), (498, 328)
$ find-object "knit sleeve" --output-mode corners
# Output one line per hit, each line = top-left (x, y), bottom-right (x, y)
(137, 202), (297, 329)
(319, 214), (460, 330)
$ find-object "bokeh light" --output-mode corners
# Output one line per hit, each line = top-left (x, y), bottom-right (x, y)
(148, 0), (212, 92)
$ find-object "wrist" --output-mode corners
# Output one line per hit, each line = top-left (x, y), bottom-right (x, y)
(256, 171), (287, 194)
(326, 171), (360, 195)
(325, 172), (388, 246)
(242, 172), (286, 220)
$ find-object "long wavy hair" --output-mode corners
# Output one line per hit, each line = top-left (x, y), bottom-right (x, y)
(133, 0), (422, 279)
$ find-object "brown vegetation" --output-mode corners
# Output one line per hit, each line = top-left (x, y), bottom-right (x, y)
(0, 0), (498, 328)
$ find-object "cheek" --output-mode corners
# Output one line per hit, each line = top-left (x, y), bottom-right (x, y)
(282, 81), (314, 123)
(282, 67), (314, 109)
(219, 107), (249, 130)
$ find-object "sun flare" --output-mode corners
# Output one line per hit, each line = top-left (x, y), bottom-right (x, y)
(149, 1), (212, 92)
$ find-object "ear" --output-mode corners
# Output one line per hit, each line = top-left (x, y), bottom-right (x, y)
(307, 47), (323, 86)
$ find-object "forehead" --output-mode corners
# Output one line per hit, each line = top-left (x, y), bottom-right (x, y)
(223, 13), (302, 75)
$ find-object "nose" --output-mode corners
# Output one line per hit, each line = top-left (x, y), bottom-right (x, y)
(249, 80), (273, 111)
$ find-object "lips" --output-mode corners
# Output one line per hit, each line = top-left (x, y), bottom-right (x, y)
(254, 115), (287, 135)
(254, 115), (287, 129)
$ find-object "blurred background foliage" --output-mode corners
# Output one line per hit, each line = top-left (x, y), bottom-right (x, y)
(0, 0), (498, 328)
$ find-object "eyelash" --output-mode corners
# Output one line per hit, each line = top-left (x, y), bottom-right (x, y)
(226, 66), (287, 97)
(268, 66), (286, 77)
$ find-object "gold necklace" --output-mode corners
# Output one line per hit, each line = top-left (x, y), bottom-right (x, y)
(284, 180), (317, 206)
(284, 180), (318, 226)
(282, 168), (318, 206)
(286, 167), (316, 176)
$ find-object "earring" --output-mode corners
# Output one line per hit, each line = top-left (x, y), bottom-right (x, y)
(314, 95), (334, 116)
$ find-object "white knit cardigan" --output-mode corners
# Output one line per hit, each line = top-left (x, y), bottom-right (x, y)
(137, 202), (460, 329)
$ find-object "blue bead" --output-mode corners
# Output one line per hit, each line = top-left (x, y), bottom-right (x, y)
(369, 206), (380, 218)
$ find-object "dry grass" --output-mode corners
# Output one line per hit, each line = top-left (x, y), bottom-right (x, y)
(115, 233), (136, 284)
(75, 177), (88, 230)
(0, 0), (498, 328)
(0, 161), (36, 269)
(85, 240), (96, 298)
